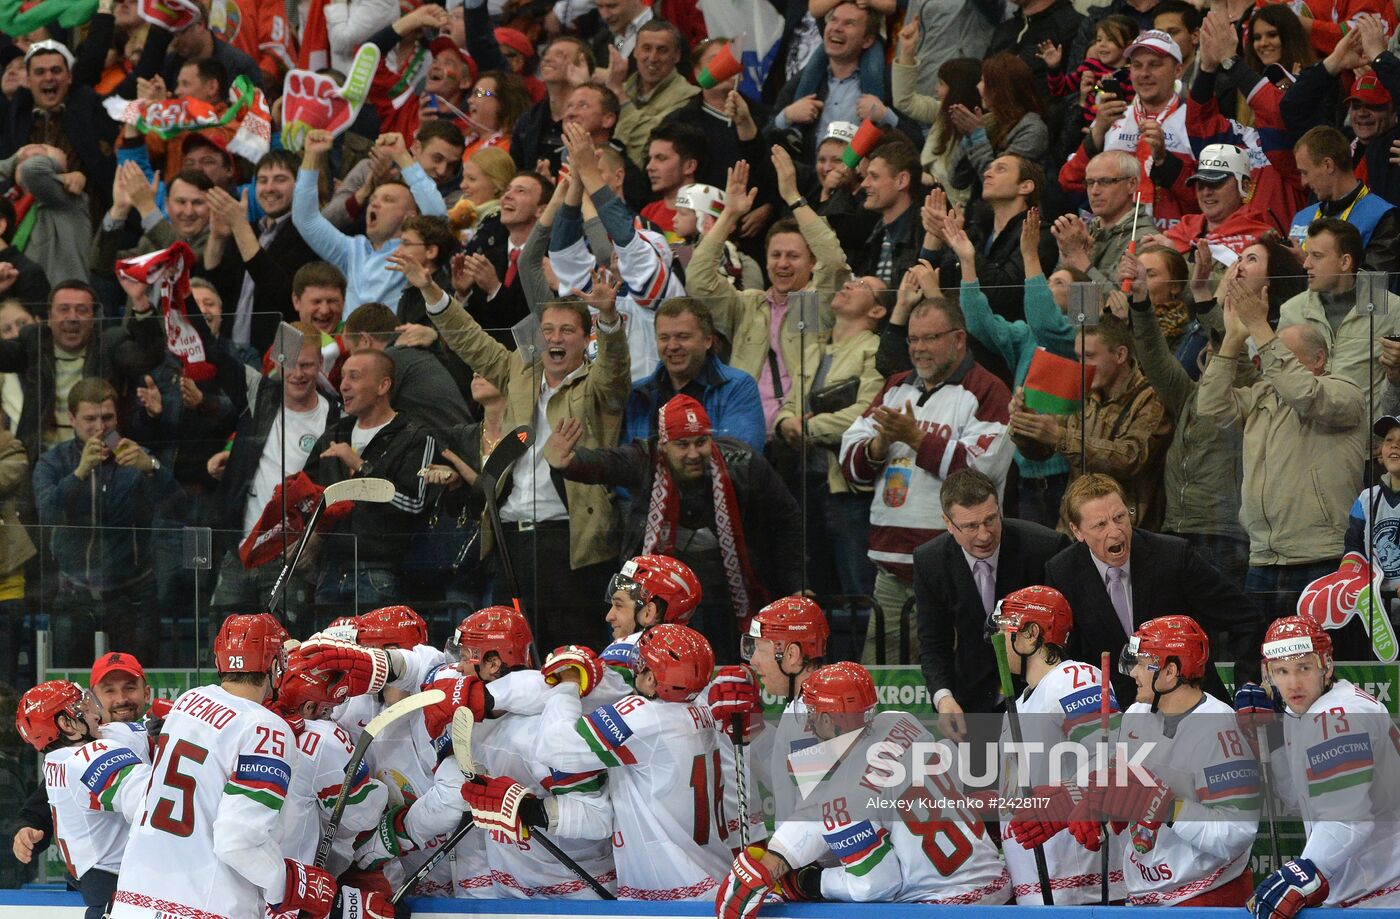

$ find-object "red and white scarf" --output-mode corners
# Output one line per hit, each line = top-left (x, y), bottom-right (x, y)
(115, 242), (217, 381)
(641, 395), (763, 623)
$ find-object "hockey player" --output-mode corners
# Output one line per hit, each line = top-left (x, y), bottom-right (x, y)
(604, 554), (703, 647)
(111, 613), (337, 919)
(336, 605), (447, 743)
(513, 623), (734, 899)
(1249, 616), (1400, 917)
(1070, 615), (1259, 906)
(17, 681), (151, 919)
(269, 656), (388, 882)
(715, 662), (1010, 914)
(993, 585), (1124, 904)
(739, 596), (830, 824)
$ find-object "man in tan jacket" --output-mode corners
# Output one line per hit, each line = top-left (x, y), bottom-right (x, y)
(688, 145), (850, 432)
(1197, 276), (1367, 622)
(389, 247), (631, 651)
(608, 20), (700, 167)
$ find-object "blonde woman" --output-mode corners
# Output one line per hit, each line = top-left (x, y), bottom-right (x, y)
(449, 146), (516, 243)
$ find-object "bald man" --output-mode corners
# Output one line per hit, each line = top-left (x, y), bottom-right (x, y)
(303, 350), (436, 613)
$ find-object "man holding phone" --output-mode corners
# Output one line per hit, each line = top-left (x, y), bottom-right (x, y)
(32, 378), (173, 667)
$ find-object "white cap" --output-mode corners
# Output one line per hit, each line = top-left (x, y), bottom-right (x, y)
(825, 121), (859, 144)
(1188, 143), (1251, 194)
(24, 40), (74, 68)
(675, 183), (725, 220)
(1125, 29), (1183, 63)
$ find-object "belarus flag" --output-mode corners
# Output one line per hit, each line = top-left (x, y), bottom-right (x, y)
(698, 0), (784, 100)
(1023, 348), (1093, 415)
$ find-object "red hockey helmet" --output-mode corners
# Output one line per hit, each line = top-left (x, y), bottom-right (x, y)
(215, 613), (289, 675)
(16, 680), (88, 751)
(452, 606), (535, 669)
(608, 555), (702, 625)
(356, 606), (428, 649)
(273, 655), (344, 719)
(1120, 615), (1209, 681)
(1262, 616), (1333, 664)
(993, 586), (1072, 647)
(742, 596), (829, 661)
(636, 624), (715, 702)
(801, 662), (878, 733)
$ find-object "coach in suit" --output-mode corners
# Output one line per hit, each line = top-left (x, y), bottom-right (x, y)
(1046, 473), (1264, 707)
(915, 468), (1070, 742)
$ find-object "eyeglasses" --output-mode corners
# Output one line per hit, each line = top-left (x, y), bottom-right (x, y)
(1084, 176), (1132, 189)
(907, 330), (958, 346)
(843, 278), (874, 294)
(473, 87), (497, 98)
(946, 512), (1000, 535)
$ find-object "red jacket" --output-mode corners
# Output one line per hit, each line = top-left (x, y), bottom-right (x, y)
(1060, 99), (1199, 227)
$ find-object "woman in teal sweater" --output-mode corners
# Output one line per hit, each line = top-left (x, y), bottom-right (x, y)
(944, 209), (1078, 527)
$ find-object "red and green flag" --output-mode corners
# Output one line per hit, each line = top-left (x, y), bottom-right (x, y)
(1023, 348), (1092, 414)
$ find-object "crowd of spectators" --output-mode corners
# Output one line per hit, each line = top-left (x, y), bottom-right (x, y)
(2, 0), (1400, 694)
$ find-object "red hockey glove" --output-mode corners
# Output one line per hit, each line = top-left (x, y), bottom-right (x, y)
(542, 645), (605, 697)
(290, 639), (390, 697)
(422, 674), (491, 739)
(333, 868), (394, 919)
(715, 847), (776, 919)
(461, 774), (534, 842)
(280, 859), (337, 919)
(1006, 784), (1077, 848)
(1085, 763), (1175, 827)
(707, 665), (763, 742)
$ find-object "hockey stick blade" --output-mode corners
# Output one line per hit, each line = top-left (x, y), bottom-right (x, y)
(325, 476), (396, 505)
(452, 707), (477, 779)
(532, 828), (616, 900)
(315, 688), (446, 867)
(467, 426), (534, 517)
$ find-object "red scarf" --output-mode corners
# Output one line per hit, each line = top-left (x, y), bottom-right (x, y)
(641, 396), (763, 624)
(298, 0), (330, 71)
(114, 242), (216, 381)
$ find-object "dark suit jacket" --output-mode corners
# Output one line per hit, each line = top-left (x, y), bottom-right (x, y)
(462, 215), (530, 341)
(1045, 529), (1264, 707)
(209, 216), (318, 353)
(915, 518), (1070, 714)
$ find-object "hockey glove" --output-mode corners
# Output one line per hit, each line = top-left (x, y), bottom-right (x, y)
(422, 674), (492, 740)
(354, 804), (417, 870)
(333, 868), (394, 919)
(1006, 784), (1077, 848)
(707, 665), (763, 742)
(1234, 682), (1283, 736)
(290, 639), (392, 697)
(1085, 763), (1176, 827)
(542, 645), (605, 696)
(1249, 858), (1329, 919)
(715, 847), (776, 919)
(461, 774), (535, 843)
(279, 859), (337, 919)
(772, 865), (823, 902)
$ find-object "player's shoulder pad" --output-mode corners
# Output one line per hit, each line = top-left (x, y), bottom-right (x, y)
(99, 721), (148, 742)
(76, 742), (145, 795)
(865, 710), (929, 745)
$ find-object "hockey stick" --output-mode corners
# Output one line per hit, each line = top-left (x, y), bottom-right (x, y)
(314, 688), (446, 868)
(450, 709), (616, 900)
(1100, 651), (1111, 906)
(992, 636), (1054, 905)
(1255, 679), (1281, 874)
(731, 716), (749, 849)
(465, 425), (535, 519)
(267, 477), (396, 616)
(392, 815), (475, 904)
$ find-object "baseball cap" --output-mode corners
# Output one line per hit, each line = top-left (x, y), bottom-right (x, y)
(428, 36), (478, 86)
(1346, 72), (1392, 107)
(495, 28), (535, 60)
(91, 651), (146, 686)
(1187, 143), (1250, 186)
(1375, 415), (1400, 437)
(825, 121), (859, 144)
(24, 40), (75, 68)
(1125, 29), (1182, 63)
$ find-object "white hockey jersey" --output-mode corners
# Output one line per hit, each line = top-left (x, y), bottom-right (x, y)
(111, 685), (294, 919)
(277, 718), (387, 874)
(750, 696), (817, 825)
(536, 684), (733, 900)
(998, 661), (1124, 904)
(768, 711), (1009, 903)
(550, 230), (684, 382)
(44, 722), (151, 879)
(1273, 680), (1400, 908)
(1115, 695), (1259, 905)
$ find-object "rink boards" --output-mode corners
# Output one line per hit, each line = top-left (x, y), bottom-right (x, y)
(3, 891), (1400, 918)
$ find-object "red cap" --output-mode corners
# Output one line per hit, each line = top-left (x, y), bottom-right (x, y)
(91, 651), (146, 686)
(429, 36), (478, 87)
(495, 28), (535, 60)
(1346, 72), (1392, 107)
